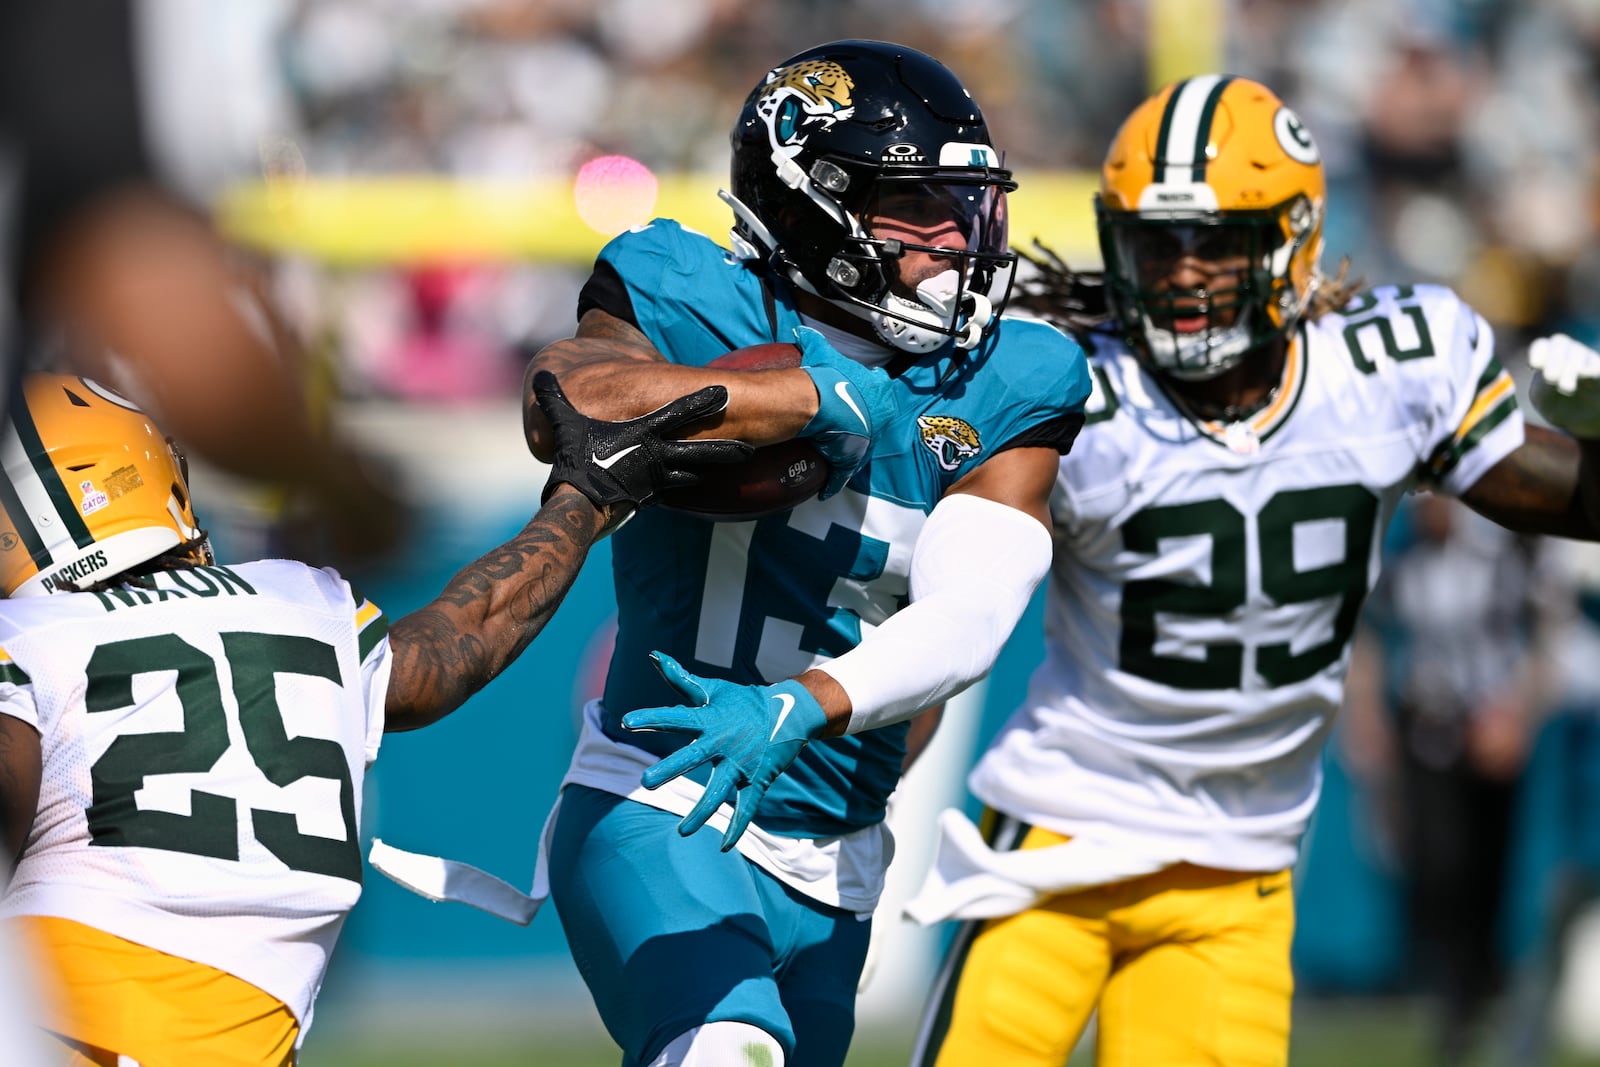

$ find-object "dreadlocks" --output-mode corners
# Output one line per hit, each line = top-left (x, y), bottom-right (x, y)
(57, 532), (214, 594)
(1012, 241), (1114, 339)
(1013, 239), (1365, 339)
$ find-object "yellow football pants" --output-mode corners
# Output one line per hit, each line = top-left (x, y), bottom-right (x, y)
(18, 915), (299, 1067)
(914, 821), (1295, 1067)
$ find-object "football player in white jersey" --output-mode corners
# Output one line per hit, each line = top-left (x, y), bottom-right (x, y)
(907, 75), (1600, 1067)
(0, 370), (746, 1067)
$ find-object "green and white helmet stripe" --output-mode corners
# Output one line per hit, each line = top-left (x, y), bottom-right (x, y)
(1143, 74), (1235, 211)
(1, 417), (87, 577)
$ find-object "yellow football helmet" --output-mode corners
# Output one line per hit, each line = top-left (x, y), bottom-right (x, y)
(1, 374), (210, 597)
(1097, 74), (1326, 380)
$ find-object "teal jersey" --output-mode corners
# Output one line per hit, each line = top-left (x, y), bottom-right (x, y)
(589, 220), (1090, 837)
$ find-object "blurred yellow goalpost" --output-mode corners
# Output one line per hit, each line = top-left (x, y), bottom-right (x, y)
(215, 170), (1104, 267)
(218, 0), (1219, 269)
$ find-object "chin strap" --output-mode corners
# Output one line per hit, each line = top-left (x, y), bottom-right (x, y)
(870, 269), (994, 353)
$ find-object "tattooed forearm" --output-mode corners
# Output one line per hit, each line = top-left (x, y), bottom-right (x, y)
(523, 310), (664, 458)
(384, 486), (607, 730)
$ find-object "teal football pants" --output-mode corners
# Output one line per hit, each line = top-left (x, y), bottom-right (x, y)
(547, 784), (871, 1066)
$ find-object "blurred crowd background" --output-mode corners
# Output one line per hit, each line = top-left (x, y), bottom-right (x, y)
(21, 0), (1600, 1064)
(162, 0), (1600, 401)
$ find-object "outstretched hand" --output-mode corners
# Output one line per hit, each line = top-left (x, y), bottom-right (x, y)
(533, 370), (753, 513)
(622, 652), (829, 851)
(1529, 334), (1600, 439)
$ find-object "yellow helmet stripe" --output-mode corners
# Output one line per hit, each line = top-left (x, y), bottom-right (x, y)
(1152, 74), (1234, 185)
(6, 393), (93, 550)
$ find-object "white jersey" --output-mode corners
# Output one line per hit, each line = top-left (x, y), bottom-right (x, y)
(971, 285), (1524, 873)
(0, 559), (392, 1031)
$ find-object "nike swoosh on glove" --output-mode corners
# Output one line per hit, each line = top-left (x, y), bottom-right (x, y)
(622, 652), (829, 851)
(533, 370), (753, 512)
(793, 326), (900, 499)
(1529, 334), (1600, 439)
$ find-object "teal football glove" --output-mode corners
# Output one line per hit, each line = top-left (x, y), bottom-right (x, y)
(793, 326), (899, 499)
(1529, 334), (1600, 439)
(622, 652), (829, 851)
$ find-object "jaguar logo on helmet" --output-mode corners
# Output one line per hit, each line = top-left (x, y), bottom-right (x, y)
(917, 414), (982, 472)
(726, 41), (1019, 356)
(754, 59), (855, 155)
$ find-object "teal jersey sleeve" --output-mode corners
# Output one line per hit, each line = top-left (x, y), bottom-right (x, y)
(591, 219), (802, 364)
(872, 315), (1091, 505)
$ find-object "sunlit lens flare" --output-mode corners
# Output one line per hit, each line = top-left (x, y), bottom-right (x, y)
(573, 155), (659, 236)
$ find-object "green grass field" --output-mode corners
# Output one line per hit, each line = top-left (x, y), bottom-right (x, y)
(300, 999), (1600, 1066)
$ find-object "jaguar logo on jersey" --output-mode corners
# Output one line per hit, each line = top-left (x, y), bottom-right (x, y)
(755, 59), (855, 155)
(918, 414), (982, 471)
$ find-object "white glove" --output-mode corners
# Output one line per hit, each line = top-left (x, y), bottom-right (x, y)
(1529, 333), (1600, 438)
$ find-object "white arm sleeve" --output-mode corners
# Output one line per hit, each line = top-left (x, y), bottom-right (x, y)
(820, 492), (1051, 734)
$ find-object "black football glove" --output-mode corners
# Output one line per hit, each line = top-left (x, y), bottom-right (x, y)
(533, 369), (753, 511)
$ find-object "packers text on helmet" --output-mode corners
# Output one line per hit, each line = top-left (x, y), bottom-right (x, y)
(0, 374), (209, 597)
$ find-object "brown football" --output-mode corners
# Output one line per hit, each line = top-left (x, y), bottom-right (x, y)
(658, 343), (831, 521)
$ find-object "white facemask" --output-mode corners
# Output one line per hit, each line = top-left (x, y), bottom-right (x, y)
(869, 269), (995, 353)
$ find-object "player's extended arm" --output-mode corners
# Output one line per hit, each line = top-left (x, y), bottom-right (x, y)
(1461, 336), (1600, 540)
(817, 446), (1060, 730)
(625, 447), (1059, 848)
(523, 310), (816, 455)
(0, 716), (41, 866)
(384, 482), (607, 733)
(1459, 426), (1600, 539)
(522, 310), (897, 498)
(384, 376), (751, 731)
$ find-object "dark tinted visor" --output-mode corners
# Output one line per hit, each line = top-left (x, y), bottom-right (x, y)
(866, 181), (1009, 257)
(1117, 223), (1252, 269)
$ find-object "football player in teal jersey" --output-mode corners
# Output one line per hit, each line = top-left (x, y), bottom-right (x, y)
(516, 39), (1091, 1067)
(908, 75), (1600, 1067)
